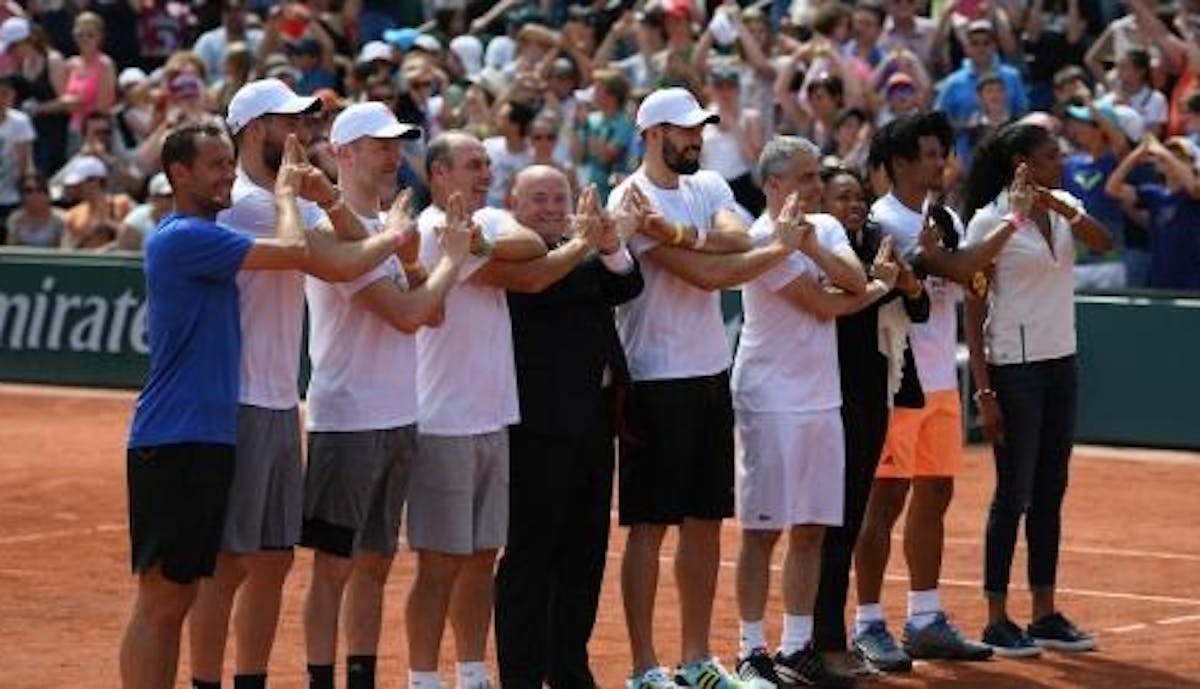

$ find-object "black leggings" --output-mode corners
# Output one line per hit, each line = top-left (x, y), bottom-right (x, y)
(813, 397), (890, 651)
(984, 356), (1077, 597)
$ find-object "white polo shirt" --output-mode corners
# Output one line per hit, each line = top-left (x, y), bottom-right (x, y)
(964, 190), (1081, 366)
(305, 211), (418, 431)
(414, 204), (521, 435)
(871, 193), (963, 393)
(218, 169), (327, 410)
(606, 168), (738, 381)
(731, 212), (847, 413)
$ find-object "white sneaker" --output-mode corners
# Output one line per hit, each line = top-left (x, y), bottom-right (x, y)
(626, 666), (676, 689)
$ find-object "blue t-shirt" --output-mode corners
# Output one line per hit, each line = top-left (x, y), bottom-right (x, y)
(934, 58), (1029, 127)
(1135, 185), (1200, 290)
(1062, 152), (1125, 262)
(128, 213), (254, 448)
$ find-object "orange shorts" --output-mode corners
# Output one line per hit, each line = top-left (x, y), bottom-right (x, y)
(875, 389), (963, 479)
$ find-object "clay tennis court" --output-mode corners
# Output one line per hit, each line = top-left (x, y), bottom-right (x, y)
(3, 384), (1199, 688)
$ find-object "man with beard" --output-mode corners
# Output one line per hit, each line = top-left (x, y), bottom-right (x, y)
(187, 79), (411, 689)
(119, 125), (311, 689)
(300, 102), (474, 689)
(851, 112), (994, 673)
(493, 165), (644, 688)
(605, 88), (818, 689)
(405, 131), (552, 689)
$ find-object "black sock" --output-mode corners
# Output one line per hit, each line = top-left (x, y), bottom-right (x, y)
(193, 681), (220, 689)
(347, 655), (377, 689)
(234, 674), (267, 689)
(308, 664), (334, 689)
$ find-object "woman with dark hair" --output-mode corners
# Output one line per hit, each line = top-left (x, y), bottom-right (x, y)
(812, 166), (929, 675)
(961, 122), (1110, 657)
(5, 20), (70, 175)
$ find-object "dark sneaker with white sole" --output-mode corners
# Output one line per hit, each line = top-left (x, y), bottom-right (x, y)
(903, 612), (993, 661)
(1027, 612), (1096, 652)
(736, 647), (787, 687)
(851, 621), (912, 673)
(982, 619), (1043, 658)
(774, 644), (856, 688)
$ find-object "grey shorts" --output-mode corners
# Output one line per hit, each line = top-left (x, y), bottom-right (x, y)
(407, 430), (509, 555)
(301, 425), (416, 558)
(222, 405), (304, 553)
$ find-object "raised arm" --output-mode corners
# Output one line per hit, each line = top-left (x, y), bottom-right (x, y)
(241, 135), (312, 270)
(1036, 187), (1112, 252)
(797, 221), (868, 294)
(1104, 140), (1147, 206)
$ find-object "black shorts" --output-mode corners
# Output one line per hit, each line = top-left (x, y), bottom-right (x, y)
(127, 443), (235, 584)
(618, 371), (735, 526)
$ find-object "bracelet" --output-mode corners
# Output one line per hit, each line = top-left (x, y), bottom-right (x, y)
(1068, 208), (1085, 226)
(320, 195), (345, 214)
(472, 235), (494, 257)
(692, 226), (708, 250)
(973, 388), (997, 404)
(402, 260), (423, 272)
(670, 223), (686, 246)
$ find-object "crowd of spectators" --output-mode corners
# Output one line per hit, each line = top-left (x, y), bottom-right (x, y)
(0, 0), (1198, 288)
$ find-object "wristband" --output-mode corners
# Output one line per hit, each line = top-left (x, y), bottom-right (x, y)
(1067, 208), (1085, 226)
(1002, 211), (1025, 228)
(692, 225), (708, 250)
(670, 223), (685, 246)
(402, 260), (423, 272)
(320, 195), (345, 214)
(973, 388), (997, 404)
(472, 235), (494, 257)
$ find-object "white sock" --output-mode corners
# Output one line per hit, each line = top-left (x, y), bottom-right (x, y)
(410, 670), (442, 689)
(854, 603), (885, 636)
(780, 614), (814, 654)
(456, 661), (488, 689)
(740, 619), (767, 656)
(907, 589), (941, 629)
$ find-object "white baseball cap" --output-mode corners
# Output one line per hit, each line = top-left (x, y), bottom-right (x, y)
(226, 78), (320, 135)
(635, 87), (719, 132)
(118, 67), (148, 91)
(62, 156), (108, 186)
(148, 172), (172, 197)
(356, 40), (393, 65)
(414, 34), (442, 53)
(0, 16), (30, 53)
(330, 102), (422, 147)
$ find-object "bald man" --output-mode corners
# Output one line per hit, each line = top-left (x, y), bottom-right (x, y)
(494, 166), (644, 689)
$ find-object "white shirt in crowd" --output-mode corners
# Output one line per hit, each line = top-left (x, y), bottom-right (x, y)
(0, 108), (35, 206)
(871, 192), (963, 393)
(606, 169), (739, 381)
(701, 123), (753, 181)
(415, 204), (521, 435)
(732, 212), (847, 413)
(483, 136), (533, 208)
(1097, 87), (1168, 130)
(218, 168), (326, 409)
(305, 211), (418, 432)
(965, 190), (1081, 366)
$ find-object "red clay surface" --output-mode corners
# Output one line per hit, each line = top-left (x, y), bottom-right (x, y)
(2, 385), (1200, 688)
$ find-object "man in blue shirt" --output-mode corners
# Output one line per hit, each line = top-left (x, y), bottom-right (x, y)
(934, 20), (1028, 131)
(118, 124), (317, 689)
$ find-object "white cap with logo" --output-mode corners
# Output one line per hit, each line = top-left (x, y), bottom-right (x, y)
(62, 156), (108, 186)
(635, 87), (719, 132)
(330, 102), (422, 147)
(226, 78), (321, 135)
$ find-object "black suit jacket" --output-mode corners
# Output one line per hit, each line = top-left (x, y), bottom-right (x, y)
(507, 252), (644, 437)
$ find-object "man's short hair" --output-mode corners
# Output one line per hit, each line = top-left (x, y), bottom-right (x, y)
(425, 130), (477, 179)
(873, 112), (953, 181)
(161, 123), (228, 187)
(757, 135), (820, 182)
(976, 71), (1006, 93)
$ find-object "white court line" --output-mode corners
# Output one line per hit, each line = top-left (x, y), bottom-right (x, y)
(937, 535), (1200, 564)
(1105, 624), (1148, 634)
(1156, 614), (1200, 626)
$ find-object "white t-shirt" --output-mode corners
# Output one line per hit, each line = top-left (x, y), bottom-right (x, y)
(701, 123), (753, 180)
(871, 193), (962, 393)
(965, 190), (1081, 366)
(1097, 88), (1168, 129)
(731, 213), (847, 413)
(0, 109), (36, 205)
(415, 204), (521, 435)
(218, 169), (327, 409)
(305, 211), (417, 431)
(483, 136), (533, 208)
(606, 169), (739, 381)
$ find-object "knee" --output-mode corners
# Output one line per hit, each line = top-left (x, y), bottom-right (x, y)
(788, 525), (825, 550)
(139, 580), (197, 627)
(352, 553), (395, 587)
(913, 479), (954, 513)
(312, 552), (354, 589)
(414, 550), (465, 589)
(742, 529), (781, 556)
(251, 550), (295, 581)
(627, 524), (667, 550)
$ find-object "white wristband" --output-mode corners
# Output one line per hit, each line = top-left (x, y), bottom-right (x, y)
(600, 244), (635, 274)
(692, 225), (708, 250)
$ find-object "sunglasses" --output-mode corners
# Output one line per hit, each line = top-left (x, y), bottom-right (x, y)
(531, 133), (556, 141)
(409, 80), (432, 90)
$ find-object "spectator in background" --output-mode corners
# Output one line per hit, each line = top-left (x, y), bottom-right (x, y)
(209, 42), (255, 114)
(117, 172), (172, 252)
(880, 0), (938, 66)
(700, 64), (766, 216)
(2, 16), (70, 176)
(954, 72), (1014, 173)
(114, 67), (153, 149)
(286, 37), (338, 95)
(5, 172), (62, 247)
(483, 99), (536, 208)
(194, 0), (264, 85)
(1096, 49), (1168, 138)
(59, 155), (131, 250)
(62, 11), (116, 154)
(595, 8), (667, 95)
(845, 1), (888, 77)
(1021, 0), (1087, 111)
(827, 107), (872, 173)
(529, 113), (577, 192)
(0, 73), (35, 235)
(935, 20), (1027, 139)
(877, 71), (924, 126)
(578, 69), (636, 204)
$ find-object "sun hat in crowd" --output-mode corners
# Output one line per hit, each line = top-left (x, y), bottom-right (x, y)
(635, 87), (719, 132)
(118, 67), (149, 92)
(356, 40), (393, 65)
(1065, 102), (1145, 143)
(450, 35), (483, 78)
(226, 78), (320, 135)
(329, 101), (422, 147)
(0, 16), (30, 52)
(62, 156), (108, 186)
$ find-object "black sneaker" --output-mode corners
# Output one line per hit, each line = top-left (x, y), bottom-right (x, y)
(774, 645), (856, 689)
(982, 619), (1043, 658)
(1027, 612), (1096, 652)
(902, 612), (993, 661)
(736, 647), (787, 686)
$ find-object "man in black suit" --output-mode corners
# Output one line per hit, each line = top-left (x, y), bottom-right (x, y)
(493, 166), (644, 689)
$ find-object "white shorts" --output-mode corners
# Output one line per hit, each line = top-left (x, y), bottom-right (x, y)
(735, 409), (845, 530)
